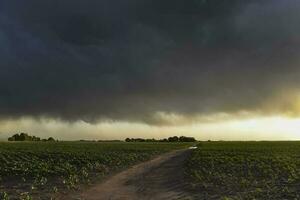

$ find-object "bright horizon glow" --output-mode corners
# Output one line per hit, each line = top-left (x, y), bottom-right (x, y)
(0, 115), (300, 141)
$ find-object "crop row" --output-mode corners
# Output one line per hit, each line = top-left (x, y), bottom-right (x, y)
(0, 142), (187, 199)
(185, 142), (300, 200)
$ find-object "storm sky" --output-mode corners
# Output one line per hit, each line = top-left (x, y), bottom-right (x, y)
(1, 0), (300, 140)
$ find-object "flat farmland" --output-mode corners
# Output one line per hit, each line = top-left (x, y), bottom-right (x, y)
(0, 142), (188, 199)
(185, 141), (300, 199)
(2, 141), (300, 200)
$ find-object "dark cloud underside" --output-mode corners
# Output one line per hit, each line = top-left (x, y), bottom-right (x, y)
(0, 0), (300, 123)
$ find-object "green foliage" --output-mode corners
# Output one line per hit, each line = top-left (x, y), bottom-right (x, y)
(178, 136), (196, 142)
(168, 136), (179, 142)
(7, 133), (57, 142)
(8, 133), (41, 141)
(0, 192), (9, 200)
(185, 141), (300, 199)
(0, 141), (187, 198)
(47, 137), (55, 142)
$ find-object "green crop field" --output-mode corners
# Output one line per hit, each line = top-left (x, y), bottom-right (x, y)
(185, 141), (300, 200)
(3, 141), (300, 200)
(0, 142), (188, 199)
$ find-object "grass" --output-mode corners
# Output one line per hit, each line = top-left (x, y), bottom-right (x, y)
(0, 141), (188, 199)
(185, 141), (300, 199)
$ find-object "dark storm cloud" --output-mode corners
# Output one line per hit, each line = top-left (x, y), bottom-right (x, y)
(1, 0), (300, 123)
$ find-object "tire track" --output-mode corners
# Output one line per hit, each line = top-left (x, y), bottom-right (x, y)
(76, 149), (194, 200)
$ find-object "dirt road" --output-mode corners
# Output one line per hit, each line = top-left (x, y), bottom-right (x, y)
(73, 149), (193, 200)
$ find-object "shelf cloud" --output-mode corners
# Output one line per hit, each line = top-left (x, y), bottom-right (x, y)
(1, 0), (300, 126)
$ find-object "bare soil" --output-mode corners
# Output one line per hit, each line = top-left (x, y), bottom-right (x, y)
(64, 149), (194, 200)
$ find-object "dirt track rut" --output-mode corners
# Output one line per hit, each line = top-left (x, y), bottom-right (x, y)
(77, 149), (193, 200)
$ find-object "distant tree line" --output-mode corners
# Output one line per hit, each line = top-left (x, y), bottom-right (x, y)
(8, 133), (56, 142)
(125, 136), (196, 143)
(78, 140), (123, 142)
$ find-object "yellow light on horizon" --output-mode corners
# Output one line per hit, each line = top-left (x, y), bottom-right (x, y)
(198, 116), (300, 141)
(0, 115), (300, 141)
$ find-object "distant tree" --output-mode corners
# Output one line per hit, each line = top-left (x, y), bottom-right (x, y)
(136, 138), (145, 142)
(125, 136), (196, 142)
(8, 133), (55, 142)
(47, 137), (55, 142)
(179, 136), (196, 142)
(8, 135), (16, 141)
(8, 133), (31, 141)
(32, 136), (41, 141)
(159, 138), (168, 142)
(145, 138), (156, 142)
(124, 136), (195, 143)
(168, 136), (179, 142)
(19, 133), (28, 141)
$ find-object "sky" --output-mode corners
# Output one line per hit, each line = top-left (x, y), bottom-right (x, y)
(1, 0), (300, 140)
